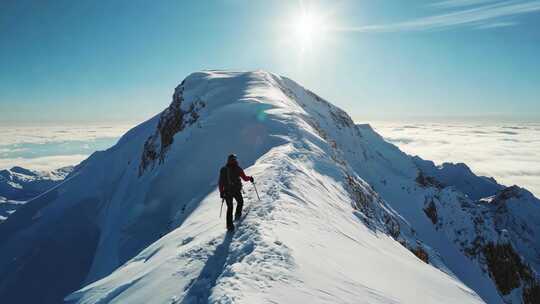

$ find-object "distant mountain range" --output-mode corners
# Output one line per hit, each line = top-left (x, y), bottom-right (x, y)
(0, 166), (73, 222)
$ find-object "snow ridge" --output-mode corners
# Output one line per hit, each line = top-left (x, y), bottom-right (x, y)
(1, 70), (539, 304)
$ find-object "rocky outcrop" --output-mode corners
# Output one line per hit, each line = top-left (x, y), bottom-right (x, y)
(420, 183), (540, 303)
(415, 171), (444, 189)
(411, 245), (430, 264)
(483, 242), (531, 295)
(139, 82), (206, 175)
(423, 198), (438, 225)
(482, 242), (540, 304)
(492, 185), (523, 204)
(523, 282), (540, 304)
(344, 173), (442, 266)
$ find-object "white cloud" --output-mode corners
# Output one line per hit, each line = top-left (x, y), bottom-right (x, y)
(335, 0), (540, 32)
(430, 0), (499, 9)
(475, 20), (517, 29)
(0, 155), (89, 171)
(0, 123), (134, 171)
(372, 122), (540, 197)
(0, 124), (133, 146)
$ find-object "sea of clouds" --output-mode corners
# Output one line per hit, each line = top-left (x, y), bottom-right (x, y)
(1, 122), (538, 198)
(0, 124), (133, 171)
(372, 122), (540, 198)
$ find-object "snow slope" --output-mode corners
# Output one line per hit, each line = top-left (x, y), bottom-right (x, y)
(68, 143), (481, 304)
(1, 70), (538, 304)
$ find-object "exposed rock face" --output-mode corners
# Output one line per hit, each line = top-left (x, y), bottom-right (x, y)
(483, 242), (531, 295)
(344, 174), (442, 266)
(482, 242), (540, 304)
(139, 82), (206, 175)
(492, 185), (523, 204)
(423, 198), (438, 225)
(523, 282), (540, 304)
(346, 174), (378, 223)
(420, 182), (540, 302)
(415, 171), (444, 189)
(411, 245), (430, 264)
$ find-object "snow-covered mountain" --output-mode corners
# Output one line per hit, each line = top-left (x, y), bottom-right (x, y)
(1, 71), (538, 304)
(0, 166), (73, 221)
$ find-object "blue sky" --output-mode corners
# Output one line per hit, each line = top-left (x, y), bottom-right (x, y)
(1, 0), (539, 124)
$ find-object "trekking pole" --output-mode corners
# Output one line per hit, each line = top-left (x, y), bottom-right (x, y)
(252, 181), (261, 201)
(220, 198), (224, 218)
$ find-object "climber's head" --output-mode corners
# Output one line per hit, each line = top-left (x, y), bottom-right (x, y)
(227, 154), (238, 166)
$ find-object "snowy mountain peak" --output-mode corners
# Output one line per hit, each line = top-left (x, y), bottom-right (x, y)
(1, 70), (539, 304)
(138, 70), (356, 176)
(8, 166), (38, 176)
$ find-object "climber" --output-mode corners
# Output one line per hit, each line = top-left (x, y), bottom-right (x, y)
(218, 154), (254, 231)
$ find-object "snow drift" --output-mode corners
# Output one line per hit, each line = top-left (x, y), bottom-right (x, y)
(0, 71), (539, 304)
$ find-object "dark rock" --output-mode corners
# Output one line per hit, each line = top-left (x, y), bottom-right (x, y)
(139, 84), (205, 175)
(415, 171), (444, 189)
(423, 199), (438, 225)
(523, 282), (540, 304)
(492, 185), (523, 204)
(482, 242), (536, 296)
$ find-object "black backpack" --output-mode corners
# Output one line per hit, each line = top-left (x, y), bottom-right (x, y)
(220, 165), (242, 193)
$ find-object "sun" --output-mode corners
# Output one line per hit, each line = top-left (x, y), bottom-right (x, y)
(289, 9), (326, 53)
(294, 12), (321, 42)
(276, 2), (337, 63)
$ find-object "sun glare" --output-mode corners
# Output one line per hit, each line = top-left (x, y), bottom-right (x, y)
(277, 2), (338, 65)
(290, 9), (326, 53)
(294, 12), (320, 41)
